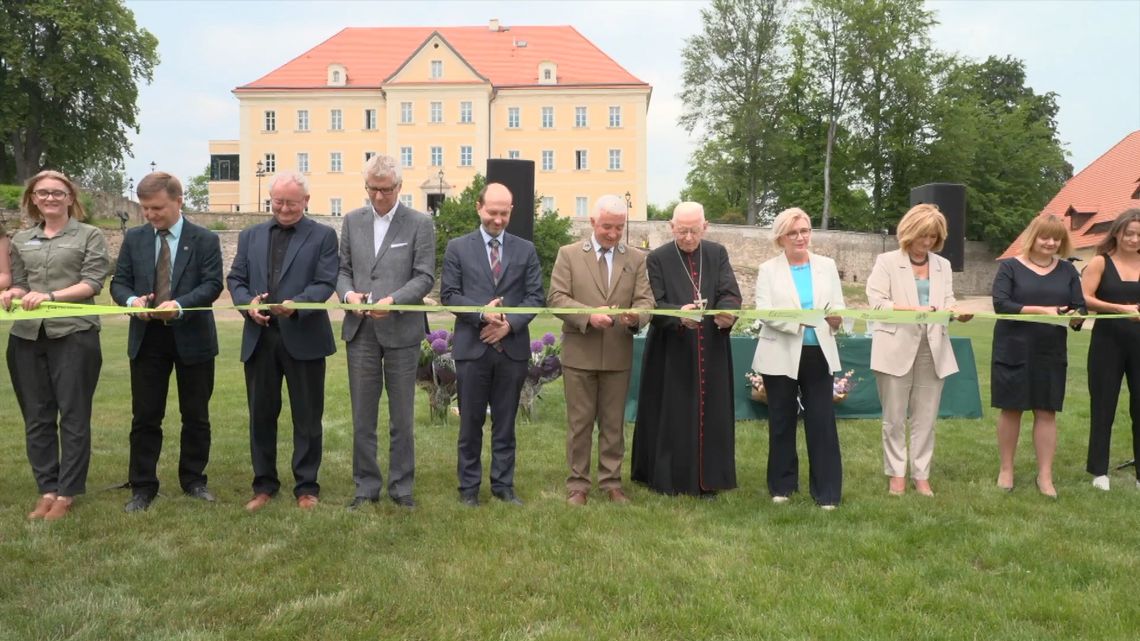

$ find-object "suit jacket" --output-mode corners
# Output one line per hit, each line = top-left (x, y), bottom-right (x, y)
(335, 204), (435, 348)
(226, 216), (338, 363)
(440, 228), (545, 362)
(110, 217), (223, 365)
(751, 252), (846, 378)
(547, 239), (653, 371)
(866, 249), (959, 378)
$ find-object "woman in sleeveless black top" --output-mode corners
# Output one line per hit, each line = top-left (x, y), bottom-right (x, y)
(1080, 208), (1140, 492)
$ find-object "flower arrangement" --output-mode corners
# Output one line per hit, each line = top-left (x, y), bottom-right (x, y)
(417, 329), (457, 423)
(744, 370), (767, 403)
(519, 332), (562, 421)
(744, 369), (858, 405)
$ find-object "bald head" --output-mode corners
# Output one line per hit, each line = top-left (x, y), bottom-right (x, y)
(477, 182), (513, 236)
(670, 201), (707, 252)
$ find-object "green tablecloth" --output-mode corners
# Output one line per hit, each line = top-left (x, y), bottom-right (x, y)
(624, 335), (982, 421)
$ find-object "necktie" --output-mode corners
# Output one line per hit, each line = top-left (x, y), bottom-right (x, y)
(489, 237), (502, 284)
(154, 229), (171, 304)
(597, 247), (610, 294)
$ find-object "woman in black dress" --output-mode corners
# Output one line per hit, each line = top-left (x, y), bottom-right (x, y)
(991, 215), (1084, 497)
(1080, 208), (1140, 492)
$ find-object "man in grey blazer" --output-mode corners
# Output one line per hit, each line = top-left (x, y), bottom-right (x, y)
(337, 154), (435, 510)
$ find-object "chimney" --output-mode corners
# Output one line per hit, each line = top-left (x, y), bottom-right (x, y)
(489, 18), (500, 32)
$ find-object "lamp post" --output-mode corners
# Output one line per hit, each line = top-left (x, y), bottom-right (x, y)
(624, 191), (632, 245)
(149, 161), (156, 173)
(437, 169), (445, 214)
(255, 160), (266, 212)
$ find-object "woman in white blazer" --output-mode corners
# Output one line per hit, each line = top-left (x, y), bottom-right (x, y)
(866, 204), (972, 497)
(751, 208), (846, 509)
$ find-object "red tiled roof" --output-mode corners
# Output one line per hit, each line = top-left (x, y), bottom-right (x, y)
(999, 130), (1140, 258)
(238, 25), (647, 90)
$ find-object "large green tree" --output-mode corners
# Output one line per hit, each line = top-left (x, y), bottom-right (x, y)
(679, 0), (788, 225)
(0, 0), (158, 182)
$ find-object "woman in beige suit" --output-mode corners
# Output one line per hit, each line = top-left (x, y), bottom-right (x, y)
(752, 208), (846, 509)
(866, 204), (971, 497)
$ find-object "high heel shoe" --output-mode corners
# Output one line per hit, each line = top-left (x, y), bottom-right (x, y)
(1035, 477), (1057, 499)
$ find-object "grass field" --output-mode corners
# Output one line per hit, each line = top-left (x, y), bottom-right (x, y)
(1, 315), (1139, 640)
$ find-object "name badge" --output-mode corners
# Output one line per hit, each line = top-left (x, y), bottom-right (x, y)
(25, 239), (42, 246)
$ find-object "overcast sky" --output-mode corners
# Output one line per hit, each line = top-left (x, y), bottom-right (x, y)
(122, 0), (1140, 206)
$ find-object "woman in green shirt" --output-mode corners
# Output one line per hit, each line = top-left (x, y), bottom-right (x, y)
(0, 170), (110, 521)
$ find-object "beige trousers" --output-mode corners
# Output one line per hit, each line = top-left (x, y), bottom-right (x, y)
(874, 335), (945, 479)
(563, 366), (631, 492)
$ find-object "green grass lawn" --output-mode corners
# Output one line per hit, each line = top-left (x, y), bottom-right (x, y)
(1, 316), (1139, 640)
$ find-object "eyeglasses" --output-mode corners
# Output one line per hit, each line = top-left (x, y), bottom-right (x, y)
(365, 184), (399, 195)
(785, 228), (812, 239)
(33, 189), (69, 200)
(271, 198), (304, 210)
(672, 227), (704, 237)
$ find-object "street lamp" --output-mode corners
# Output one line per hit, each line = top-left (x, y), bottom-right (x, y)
(255, 160), (266, 212)
(149, 161), (156, 173)
(437, 169), (445, 214)
(624, 191), (632, 245)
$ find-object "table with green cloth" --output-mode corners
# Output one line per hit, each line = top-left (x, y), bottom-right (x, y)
(624, 335), (982, 421)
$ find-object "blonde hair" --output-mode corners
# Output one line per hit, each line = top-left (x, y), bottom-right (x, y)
(896, 203), (947, 252)
(21, 170), (86, 222)
(1021, 214), (1072, 257)
(770, 207), (811, 248)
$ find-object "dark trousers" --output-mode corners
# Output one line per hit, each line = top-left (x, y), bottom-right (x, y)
(762, 346), (843, 505)
(1087, 323), (1140, 478)
(7, 328), (102, 497)
(128, 322), (214, 496)
(244, 324), (325, 498)
(455, 349), (527, 494)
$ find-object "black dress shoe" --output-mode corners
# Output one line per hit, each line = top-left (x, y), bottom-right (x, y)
(346, 496), (379, 511)
(390, 495), (416, 509)
(458, 492), (480, 507)
(492, 488), (523, 506)
(124, 493), (156, 513)
(185, 486), (216, 502)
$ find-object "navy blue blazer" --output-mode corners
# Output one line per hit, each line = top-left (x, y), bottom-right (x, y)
(226, 216), (338, 363)
(110, 217), (223, 365)
(440, 229), (545, 362)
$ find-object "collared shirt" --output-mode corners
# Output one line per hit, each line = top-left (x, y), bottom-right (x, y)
(592, 235), (613, 286)
(372, 200), (398, 256)
(479, 225), (504, 267)
(8, 216), (111, 339)
(126, 216), (185, 309)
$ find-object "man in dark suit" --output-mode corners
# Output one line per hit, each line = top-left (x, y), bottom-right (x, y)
(226, 170), (338, 512)
(441, 182), (545, 507)
(110, 172), (224, 512)
(337, 154), (435, 510)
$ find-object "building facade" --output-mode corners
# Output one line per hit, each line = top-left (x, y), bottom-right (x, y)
(208, 22), (651, 219)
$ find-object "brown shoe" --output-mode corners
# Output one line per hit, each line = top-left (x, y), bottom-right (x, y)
(606, 488), (631, 504)
(43, 496), (73, 521)
(28, 494), (57, 520)
(244, 493), (272, 512)
(296, 494), (319, 510)
(566, 490), (588, 506)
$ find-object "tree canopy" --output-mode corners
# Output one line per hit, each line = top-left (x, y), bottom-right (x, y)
(0, 0), (158, 183)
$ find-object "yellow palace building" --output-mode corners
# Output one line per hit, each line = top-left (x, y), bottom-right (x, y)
(208, 20), (651, 219)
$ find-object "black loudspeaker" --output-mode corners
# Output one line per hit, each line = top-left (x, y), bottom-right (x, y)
(486, 159), (536, 241)
(910, 183), (966, 272)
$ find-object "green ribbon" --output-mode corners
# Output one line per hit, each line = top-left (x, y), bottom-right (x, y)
(2, 299), (1133, 326)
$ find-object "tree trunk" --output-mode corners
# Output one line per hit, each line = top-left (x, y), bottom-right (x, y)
(822, 117), (837, 230)
(9, 130), (43, 183)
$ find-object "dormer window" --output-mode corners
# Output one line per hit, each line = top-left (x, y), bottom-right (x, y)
(538, 61), (557, 85)
(1132, 179), (1140, 200)
(327, 63), (347, 86)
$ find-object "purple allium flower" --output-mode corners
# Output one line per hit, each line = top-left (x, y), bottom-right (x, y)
(531, 340), (544, 353)
(542, 332), (556, 346)
(431, 338), (449, 354)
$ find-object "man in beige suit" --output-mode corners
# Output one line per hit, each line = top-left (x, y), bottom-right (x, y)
(548, 195), (654, 505)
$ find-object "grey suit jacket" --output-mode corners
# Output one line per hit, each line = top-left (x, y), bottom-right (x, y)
(336, 203), (435, 348)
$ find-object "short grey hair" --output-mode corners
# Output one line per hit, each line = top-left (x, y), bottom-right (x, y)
(268, 170), (310, 196)
(593, 194), (627, 217)
(363, 154), (402, 184)
(672, 201), (705, 222)
(771, 207), (811, 248)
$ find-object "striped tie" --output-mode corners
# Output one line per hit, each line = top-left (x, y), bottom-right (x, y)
(489, 237), (502, 284)
(154, 229), (172, 304)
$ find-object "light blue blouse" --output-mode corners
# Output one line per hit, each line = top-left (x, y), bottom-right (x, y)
(916, 277), (930, 307)
(791, 262), (818, 346)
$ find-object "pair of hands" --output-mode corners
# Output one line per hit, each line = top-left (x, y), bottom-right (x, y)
(128, 293), (179, 321)
(247, 294), (299, 327)
(0, 289), (45, 311)
(479, 297), (510, 344)
(344, 291), (395, 321)
(678, 303), (736, 330)
(588, 309), (640, 330)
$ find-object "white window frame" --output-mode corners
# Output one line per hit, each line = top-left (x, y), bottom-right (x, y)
(507, 150), (520, 160)
(459, 145), (473, 167)
(541, 150), (554, 171)
(541, 106), (554, 129)
(400, 101), (413, 124)
(460, 101), (473, 124)
(608, 149), (622, 170)
(264, 110), (276, 132)
(575, 197), (588, 217)
(507, 107), (520, 129)
(400, 146), (413, 168)
(430, 60), (443, 79)
(575, 149), (588, 171)
(609, 106), (622, 128)
(296, 109), (309, 132)
(263, 153), (276, 173)
(430, 146), (443, 167)
(399, 194), (414, 208)
(330, 198), (342, 216)
(364, 109), (377, 130)
(330, 108), (343, 131)
(430, 101), (443, 124)
(330, 151), (343, 173)
(296, 152), (309, 173)
(574, 106), (587, 128)
(541, 196), (554, 213)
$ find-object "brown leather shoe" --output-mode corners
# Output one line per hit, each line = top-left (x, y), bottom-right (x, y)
(28, 494), (57, 520)
(43, 496), (73, 521)
(244, 493), (272, 512)
(606, 488), (631, 504)
(566, 490), (588, 506)
(296, 494), (319, 510)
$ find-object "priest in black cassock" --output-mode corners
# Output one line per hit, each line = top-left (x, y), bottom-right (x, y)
(632, 202), (742, 497)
